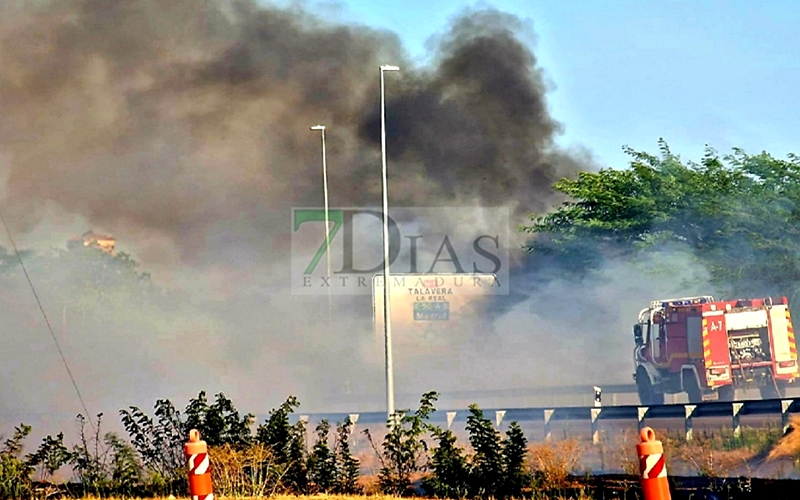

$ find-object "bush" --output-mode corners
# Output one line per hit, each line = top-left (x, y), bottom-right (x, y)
(465, 404), (505, 498)
(254, 395), (305, 493)
(418, 404), (534, 499)
(334, 417), (362, 494)
(307, 419), (336, 492)
(26, 432), (71, 484)
(184, 391), (255, 448)
(119, 398), (186, 495)
(422, 426), (470, 498)
(502, 421), (531, 498)
(209, 442), (281, 497)
(365, 390), (439, 495)
(0, 389), (693, 498)
(0, 425), (34, 499)
(528, 438), (584, 491)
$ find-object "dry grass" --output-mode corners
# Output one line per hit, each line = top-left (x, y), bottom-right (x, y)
(57, 421), (800, 500)
(527, 438), (585, 490)
(767, 415), (800, 462)
(354, 448), (382, 478)
(76, 496), (422, 500)
(209, 443), (282, 497)
(75, 496), (595, 500)
(538, 422), (797, 480)
(356, 474), (381, 495)
(673, 443), (755, 477)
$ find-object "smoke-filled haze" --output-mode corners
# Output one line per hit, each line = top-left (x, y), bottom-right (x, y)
(0, 0), (705, 439)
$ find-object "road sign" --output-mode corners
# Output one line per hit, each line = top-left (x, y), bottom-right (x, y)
(413, 301), (450, 320)
(372, 273), (499, 350)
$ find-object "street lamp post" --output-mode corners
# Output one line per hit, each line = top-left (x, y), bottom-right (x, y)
(379, 65), (399, 421)
(310, 125), (332, 325)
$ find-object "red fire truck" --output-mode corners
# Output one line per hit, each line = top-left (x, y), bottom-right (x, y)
(632, 295), (799, 404)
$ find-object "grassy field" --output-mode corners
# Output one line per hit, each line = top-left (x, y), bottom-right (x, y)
(12, 414), (800, 500)
(74, 497), (415, 500)
(32, 423), (800, 500)
(65, 496), (595, 500)
(68, 497), (422, 500)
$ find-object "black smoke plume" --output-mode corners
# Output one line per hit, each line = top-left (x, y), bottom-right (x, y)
(0, 0), (626, 437)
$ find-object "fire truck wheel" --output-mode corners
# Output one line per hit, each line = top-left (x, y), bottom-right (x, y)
(636, 367), (663, 405)
(684, 373), (703, 404)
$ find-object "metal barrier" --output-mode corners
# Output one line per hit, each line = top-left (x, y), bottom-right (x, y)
(294, 397), (800, 444)
(319, 383), (640, 408)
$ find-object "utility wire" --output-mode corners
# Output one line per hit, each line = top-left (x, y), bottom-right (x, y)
(0, 208), (94, 431)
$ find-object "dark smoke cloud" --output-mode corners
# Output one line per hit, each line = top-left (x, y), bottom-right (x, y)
(359, 9), (581, 217)
(0, 0), (578, 263)
(0, 0), (608, 439)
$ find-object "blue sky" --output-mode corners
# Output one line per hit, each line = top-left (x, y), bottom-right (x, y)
(267, 0), (800, 170)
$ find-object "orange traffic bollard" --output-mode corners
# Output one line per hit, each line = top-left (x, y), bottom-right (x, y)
(185, 429), (214, 500)
(637, 427), (671, 500)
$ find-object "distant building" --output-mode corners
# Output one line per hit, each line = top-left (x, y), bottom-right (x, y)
(72, 231), (116, 255)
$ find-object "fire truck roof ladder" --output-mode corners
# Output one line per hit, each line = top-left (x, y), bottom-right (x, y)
(649, 295), (715, 309)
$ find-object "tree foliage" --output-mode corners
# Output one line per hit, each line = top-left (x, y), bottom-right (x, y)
(501, 421), (531, 498)
(0, 391), (548, 499)
(422, 426), (470, 498)
(184, 391), (254, 448)
(26, 432), (71, 483)
(465, 404), (505, 497)
(0, 242), (153, 302)
(305, 417), (361, 495)
(523, 140), (800, 296)
(119, 398), (187, 493)
(284, 420), (309, 494)
(252, 395), (308, 494)
(307, 419), (336, 492)
(333, 417), (361, 494)
(0, 424), (34, 499)
(365, 391), (438, 495)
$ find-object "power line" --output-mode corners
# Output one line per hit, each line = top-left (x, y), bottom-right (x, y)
(0, 208), (94, 431)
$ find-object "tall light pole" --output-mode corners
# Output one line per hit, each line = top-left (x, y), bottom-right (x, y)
(311, 125), (332, 325)
(380, 64), (399, 420)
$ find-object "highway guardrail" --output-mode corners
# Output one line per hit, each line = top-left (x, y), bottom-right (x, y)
(294, 397), (800, 444)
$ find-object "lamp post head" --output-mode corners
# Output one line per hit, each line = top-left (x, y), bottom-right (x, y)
(380, 65), (400, 72)
(310, 125), (325, 131)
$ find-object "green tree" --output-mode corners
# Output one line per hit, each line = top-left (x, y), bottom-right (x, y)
(501, 422), (530, 498)
(255, 396), (300, 462)
(26, 432), (71, 483)
(105, 433), (143, 496)
(184, 391), (254, 448)
(365, 391), (438, 495)
(334, 417), (361, 494)
(523, 140), (800, 297)
(255, 395), (302, 493)
(0, 424), (34, 499)
(119, 398), (186, 494)
(70, 414), (110, 496)
(422, 426), (470, 498)
(284, 421), (309, 494)
(307, 420), (336, 493)
(284, 422), (308, 495)
(465, 404), (504, 498)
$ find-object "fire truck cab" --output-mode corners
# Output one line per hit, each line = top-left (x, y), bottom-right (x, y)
(632, 295), (798, 405)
